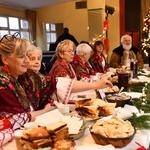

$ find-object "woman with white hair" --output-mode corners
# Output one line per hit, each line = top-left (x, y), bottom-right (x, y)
(49, 39), (113, 102)
(71, 43), (96, 81)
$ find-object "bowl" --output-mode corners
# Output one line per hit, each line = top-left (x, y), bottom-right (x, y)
(106, 94), (131, 107)
(90, 127), (136, 148)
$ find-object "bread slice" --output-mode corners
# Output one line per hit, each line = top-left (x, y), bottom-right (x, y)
(75, 105), (100, 118)
(50, 126), (69, 142)
(75, 99), (116, 118)
(20, 138), (52, 149)
(22, 126), (50, 141)
(46, 121), (67, 133)
(20, 126), (52, 149)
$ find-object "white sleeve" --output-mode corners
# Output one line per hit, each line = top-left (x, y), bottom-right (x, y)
(0, 128), (14, 147)
(55, 77), (74, 104)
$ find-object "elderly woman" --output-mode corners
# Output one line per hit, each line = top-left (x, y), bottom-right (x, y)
(49, 39), (113, 102)
(0, 33), (56, 131)
(89, 40), (108, 73)
(71, 43), (96, 81)
(25, 45), (46, 89)
(0, 34), (112, 129)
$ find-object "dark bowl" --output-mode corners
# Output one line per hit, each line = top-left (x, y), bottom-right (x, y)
(106, 94), (131, 107)
(90, 127), (136, 148)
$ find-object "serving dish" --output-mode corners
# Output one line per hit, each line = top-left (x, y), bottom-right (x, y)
(90, 127), (136, 148)
(106, 93), (131, 107)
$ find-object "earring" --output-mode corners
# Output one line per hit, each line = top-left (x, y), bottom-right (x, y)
(4, 64), (11, 74)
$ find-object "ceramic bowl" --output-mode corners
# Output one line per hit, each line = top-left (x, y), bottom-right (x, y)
(106, 94), (131, 107)
(90, 127), (136, 148)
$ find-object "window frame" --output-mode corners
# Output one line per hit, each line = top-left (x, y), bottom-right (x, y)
(45, 23), (57, 51)
(0, 15), (30, 40)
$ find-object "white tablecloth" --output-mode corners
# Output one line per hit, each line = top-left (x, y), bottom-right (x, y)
(2, 128), (150, 150)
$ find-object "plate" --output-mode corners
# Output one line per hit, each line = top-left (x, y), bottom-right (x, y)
(69, 129), (85, 140)
(83, 116), (102, 121)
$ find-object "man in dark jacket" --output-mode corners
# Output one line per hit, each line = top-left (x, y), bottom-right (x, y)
(109, 34), (144, 68)
(54, 27), (79, 50)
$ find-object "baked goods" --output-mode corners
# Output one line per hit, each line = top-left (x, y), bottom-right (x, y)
(91, 116), (134, 138)
(53, 139), (76, 150)
(102, 85), (119, 93)
(75, 99), (116, 119)
(46, 121), (69, 142)
(20, 126), (52, 150)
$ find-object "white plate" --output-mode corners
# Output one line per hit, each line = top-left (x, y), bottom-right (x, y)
(83, 116), (102, 121)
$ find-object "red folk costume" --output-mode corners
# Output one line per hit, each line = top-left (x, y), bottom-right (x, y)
(89, 52), (108, 73)
(0, 67), (55, 130)
(71, 54), (96, 80)
(49, 58), (76, 79)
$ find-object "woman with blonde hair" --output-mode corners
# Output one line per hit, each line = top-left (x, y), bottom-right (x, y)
(49, 39), (113, 103)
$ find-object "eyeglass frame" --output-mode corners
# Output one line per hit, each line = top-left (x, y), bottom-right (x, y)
(62, 49), (76, 53)
(0, 32), (21, 43)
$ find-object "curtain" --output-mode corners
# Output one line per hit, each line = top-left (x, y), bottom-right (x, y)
(26, 10), (37, 45)
(141, 0), (150, 35)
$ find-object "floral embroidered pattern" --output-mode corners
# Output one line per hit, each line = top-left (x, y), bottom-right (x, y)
(71, 54), (96, 80)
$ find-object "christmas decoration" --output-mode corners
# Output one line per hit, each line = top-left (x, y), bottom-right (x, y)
(140, 7), (150, 64)
(128, 80), (150, 129)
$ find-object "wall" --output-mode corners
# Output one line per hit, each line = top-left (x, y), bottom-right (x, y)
(105, 0), (120, 62)
(0, 6), (25, 17)
(36, 1), (88, 49)
(0, 0), (120, 60)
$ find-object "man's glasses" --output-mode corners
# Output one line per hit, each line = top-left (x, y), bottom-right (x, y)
(0, 32), (21, 43)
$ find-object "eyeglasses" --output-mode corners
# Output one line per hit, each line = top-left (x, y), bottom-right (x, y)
(0, 32), (21, 43)
(63, 49), (75, 53)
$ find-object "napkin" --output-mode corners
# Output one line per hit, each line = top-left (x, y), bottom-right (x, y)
(137, 75), (150, 82)
(116, 107), (133, 120)
(122, 92), (142, 99)
(35, 109), (63, 126)
(35, 109), (83, 134)
(61, 116), (83, 134)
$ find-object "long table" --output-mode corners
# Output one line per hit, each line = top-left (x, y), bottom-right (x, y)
(3, 125), (150, 150)
(3, 73), (150, 150)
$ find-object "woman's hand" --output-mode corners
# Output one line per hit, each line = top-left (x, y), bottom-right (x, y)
(96, 74), (113, 89)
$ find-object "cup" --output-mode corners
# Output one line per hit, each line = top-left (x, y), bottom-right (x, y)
(130, 60), (138, 78)
(58, 105), (70, 114)
(117, 70), (129, 91)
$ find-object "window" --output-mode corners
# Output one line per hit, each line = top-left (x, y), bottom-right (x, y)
(45, 23), (57, 50)
(0, 16), (30, 40)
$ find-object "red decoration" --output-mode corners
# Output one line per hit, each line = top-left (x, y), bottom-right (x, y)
(0, 115), (11, 131)
(103, 20), (109, 30)
(104, 37), (109, 52)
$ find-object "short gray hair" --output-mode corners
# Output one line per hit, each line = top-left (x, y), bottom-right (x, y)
(121, 34), (132, 43)
(76, 43), (92, 55)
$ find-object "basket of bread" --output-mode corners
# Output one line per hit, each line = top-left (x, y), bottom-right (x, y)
(106, 93), (131, 107)
(14, 121), (76, 150)
(75, 98), (116, 119)
(90, 116), (136, 148)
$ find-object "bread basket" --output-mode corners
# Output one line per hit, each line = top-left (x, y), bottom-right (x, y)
(90, 127), (136, 148)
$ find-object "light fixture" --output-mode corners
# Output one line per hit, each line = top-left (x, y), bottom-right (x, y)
(105, 5), (115, 15)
